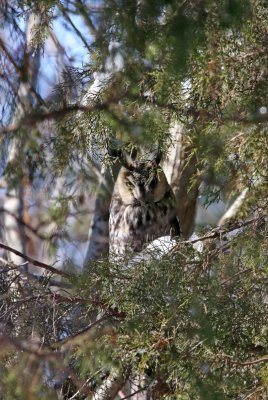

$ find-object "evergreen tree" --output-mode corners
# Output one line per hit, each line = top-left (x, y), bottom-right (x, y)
(0, 1), (267, 399)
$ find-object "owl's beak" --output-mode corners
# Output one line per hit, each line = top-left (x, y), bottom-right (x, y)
(133, 186), (145, 201)
(133, 199), (146, 206)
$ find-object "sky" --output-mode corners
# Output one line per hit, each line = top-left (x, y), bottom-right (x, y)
(39, 11), (92, 98)
(0, 5), (92, 118)
(0, 2), (228, 268)
(0, 6), (94, 267)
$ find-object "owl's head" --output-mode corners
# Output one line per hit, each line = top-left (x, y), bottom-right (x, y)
(116, 149), (169, 205)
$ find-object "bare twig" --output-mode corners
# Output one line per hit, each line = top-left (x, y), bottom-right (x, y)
(221, 268), (252, 286)
(227, 357), (268, 366)
(120, 386), (148, 399)
(0, 241), (70, 278)
(0, 207), (89, 243)
(0, 36), (21, 74)
(0, 98), (118, 134)
(0, 37), (45, 108)
(0, 334), (62, 360)
(0, 207), (49, 241)
(172, 218), (256, 252)
(53, 313), (118, 348)
(60, 5), (92, 52)
(75, 0), (98, 36)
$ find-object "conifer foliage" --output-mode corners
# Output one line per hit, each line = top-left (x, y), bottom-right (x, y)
(0, 1), (268, 399)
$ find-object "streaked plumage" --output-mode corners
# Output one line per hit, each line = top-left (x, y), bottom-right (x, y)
(109, 151), (180, 257)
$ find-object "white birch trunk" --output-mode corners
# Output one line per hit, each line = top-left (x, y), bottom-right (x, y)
(3, 15), (41, 265)
(163, 122), (199, 238)
(83, 43), (124, 265)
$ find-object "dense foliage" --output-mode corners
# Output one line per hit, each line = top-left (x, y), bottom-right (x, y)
(0, 0), (268, 399)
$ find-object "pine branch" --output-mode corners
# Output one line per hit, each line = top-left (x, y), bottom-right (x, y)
(0, 97), (119, 134)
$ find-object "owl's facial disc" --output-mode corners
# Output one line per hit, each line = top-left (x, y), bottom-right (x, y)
(126, 171), (155, 203)
(118, 165), (168, 205)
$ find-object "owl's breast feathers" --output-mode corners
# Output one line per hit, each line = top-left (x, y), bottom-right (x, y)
(109, 189), (180, 256)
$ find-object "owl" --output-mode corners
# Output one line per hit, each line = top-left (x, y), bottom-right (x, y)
(109, 150), (180, 258)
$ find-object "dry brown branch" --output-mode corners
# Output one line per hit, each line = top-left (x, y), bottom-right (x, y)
(75, 0), (98, 36)
(0, 98), (118, 134)
(19, 271), (73, 288)
(173, 217), (256, 250)
(0, 206), (49, 241)
(227, 357), (268, 366)
(120, 386), (148, 399)
(0, 36), (22, 74)
(0, 334), (62, 360)
(220, 268), (252, 286)
(53, 313), (122, 349)
(0, 36), (45, 107)
(60, 5), (92, 53)
(0, 241), (70, 278)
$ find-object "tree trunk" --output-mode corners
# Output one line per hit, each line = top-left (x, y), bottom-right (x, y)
(163, 122), (199, 238)
(84, 161), (120, 265)
(3, 14), (41, 266)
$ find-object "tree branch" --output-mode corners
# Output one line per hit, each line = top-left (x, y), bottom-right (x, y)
(75, 0), (98, 36)
(0, 98), (118, 134)
(0, 241), (70, 278)
(173, 218), (256, 251)
(60, 5), (92, 53)
(227, 357), (268, 366)
(0, 334), (62, 360)
(120, 386), (149, 399)
(54, 313), (121, 349)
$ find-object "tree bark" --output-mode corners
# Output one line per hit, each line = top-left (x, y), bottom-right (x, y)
(3, 14), (41, 266)
(84, 161), (120, 265)
(163, 122), (199, 239)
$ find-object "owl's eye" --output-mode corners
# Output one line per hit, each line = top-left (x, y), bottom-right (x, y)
(126, 181), (133, 188)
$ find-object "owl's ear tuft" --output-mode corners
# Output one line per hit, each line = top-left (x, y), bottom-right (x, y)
(149, 149), (162, 166)
(108, 142), (137, 166)
(118, 147), (137, 170)
(129, 146), (138, 160)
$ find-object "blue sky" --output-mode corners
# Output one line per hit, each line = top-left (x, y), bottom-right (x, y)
(39, 11), (92, 98)
(0, 6), (92, 110)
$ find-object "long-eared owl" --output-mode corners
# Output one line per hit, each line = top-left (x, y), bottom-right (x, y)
(109, 150), (180, 258)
